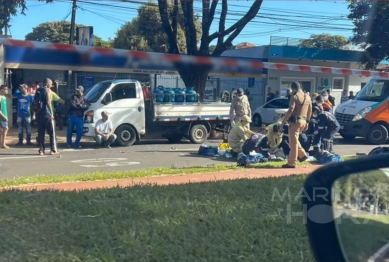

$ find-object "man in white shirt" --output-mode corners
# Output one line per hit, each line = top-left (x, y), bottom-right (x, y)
(94, 111), (117, 148)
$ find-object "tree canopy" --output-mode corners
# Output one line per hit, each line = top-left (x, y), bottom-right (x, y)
(0, 0), (27, 36)
(156, 0), (264, 99)
(25, 21), (111, 47)
(112, 2), (200, 53)
(298, 34), (349, 50)
(348, 0), (389, 69)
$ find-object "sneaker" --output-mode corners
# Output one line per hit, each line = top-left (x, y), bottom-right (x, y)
(15, 142), (23, 146)
(49, 151), (60, 155)
(38, 150), (45, 156)
(26, 142), (34, 146)
(282, 164), (296, 168)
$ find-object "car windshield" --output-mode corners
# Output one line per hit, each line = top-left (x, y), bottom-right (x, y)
(85, 82), (112, 103)
(354, 79), (389, 102)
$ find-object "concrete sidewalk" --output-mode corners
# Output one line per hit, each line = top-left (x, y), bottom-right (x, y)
(1, 165), (320, 192)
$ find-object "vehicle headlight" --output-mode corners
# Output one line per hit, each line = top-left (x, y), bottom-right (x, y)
(352, 107), (371, 121)
(84, 110), (94, 123)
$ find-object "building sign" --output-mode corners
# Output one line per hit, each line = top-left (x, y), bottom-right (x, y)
(77, 26), (94, 46)
(82, 76), (95, 92)
(248, 78), (255, 88)
(318, 77), (332, 92)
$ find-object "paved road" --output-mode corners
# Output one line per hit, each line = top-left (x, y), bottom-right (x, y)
(0, 136), (381, 179)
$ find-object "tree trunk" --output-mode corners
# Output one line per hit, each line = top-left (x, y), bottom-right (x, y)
(177, 65), (209, 102)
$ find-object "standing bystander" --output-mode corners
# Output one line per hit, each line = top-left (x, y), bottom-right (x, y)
(0, 85), (9, 149)
(14, 84), (34, 145)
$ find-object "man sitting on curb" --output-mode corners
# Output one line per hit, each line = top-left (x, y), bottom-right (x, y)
(94, 111), (117, 148)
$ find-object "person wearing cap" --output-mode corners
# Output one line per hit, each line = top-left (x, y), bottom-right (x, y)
(94, 111), (117, 148)
(13, 84), (34, 145)
(278, 81), (312, 168)
(229, 88), (251, 128)
(67, 85), (89, 148)
(228, 115), (256, 154)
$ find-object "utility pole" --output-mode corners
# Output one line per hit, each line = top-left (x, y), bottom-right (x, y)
(69, 0), (77, 45)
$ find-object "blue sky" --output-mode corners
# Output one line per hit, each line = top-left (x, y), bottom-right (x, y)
(10, 0), (353, 46)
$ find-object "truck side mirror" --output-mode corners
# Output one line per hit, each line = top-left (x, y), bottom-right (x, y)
(102, 93), (113, 105)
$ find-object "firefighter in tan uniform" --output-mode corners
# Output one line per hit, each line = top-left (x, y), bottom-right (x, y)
(278, 82), (312, 168)
(228, 115), (256, 154)
(229, 88), (251, 128)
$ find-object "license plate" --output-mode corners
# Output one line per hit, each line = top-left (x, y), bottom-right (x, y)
(340, 126), (344, 129)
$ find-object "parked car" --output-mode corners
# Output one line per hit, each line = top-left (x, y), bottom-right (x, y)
(252, 97), (289, 126)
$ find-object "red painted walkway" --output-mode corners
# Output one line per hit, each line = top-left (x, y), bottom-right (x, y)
(1, 165), (320, 192)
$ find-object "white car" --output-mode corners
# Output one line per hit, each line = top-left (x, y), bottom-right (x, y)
(252, 97), (289, 126)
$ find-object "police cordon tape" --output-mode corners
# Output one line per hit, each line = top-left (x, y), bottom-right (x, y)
(1, 37), (388, 79)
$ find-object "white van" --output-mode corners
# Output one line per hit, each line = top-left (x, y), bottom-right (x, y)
(335, 78), (389, 144)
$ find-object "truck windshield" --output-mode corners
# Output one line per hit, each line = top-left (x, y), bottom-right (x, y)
(354, 79), (389, 102)
(85, 82), (112, 103)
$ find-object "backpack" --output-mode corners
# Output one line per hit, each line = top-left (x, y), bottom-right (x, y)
(31, 87), (45, 114)
(368, 147), (389, 155)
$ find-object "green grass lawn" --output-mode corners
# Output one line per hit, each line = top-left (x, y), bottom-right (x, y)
(0, 175), (315, 262)
(336, 214), (389, 262)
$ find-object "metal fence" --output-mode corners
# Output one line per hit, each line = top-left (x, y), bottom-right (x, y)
(270, 36), (305, 46)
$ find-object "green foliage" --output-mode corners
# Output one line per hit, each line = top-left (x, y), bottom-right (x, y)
(298, 34), (349, 49)
(112, 1), (200, 53)
(0, 0), (27, 35)
(0, 175), (315, 261)
(94, 36), (112, 48)
(25, 21), (110, 46)
(348, 0), (389, 69)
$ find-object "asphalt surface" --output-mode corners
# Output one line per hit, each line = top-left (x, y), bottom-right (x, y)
(0, 136), (381, 179)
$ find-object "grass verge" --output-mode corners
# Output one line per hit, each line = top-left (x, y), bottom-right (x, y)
(336, 214), (389, 262)
(0, 154), (360, 188)
(0, 175), (314, 262)
(0, 159), (312, 188)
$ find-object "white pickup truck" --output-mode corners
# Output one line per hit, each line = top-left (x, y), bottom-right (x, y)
(82, 79), (231, 146)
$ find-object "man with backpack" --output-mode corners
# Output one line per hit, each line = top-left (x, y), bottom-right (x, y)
(33, 78), (59, 156)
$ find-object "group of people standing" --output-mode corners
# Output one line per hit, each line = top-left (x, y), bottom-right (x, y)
(0, 78), (117, 155)
(227, 83), (340, 168)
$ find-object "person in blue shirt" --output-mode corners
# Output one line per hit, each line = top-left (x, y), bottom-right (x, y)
(13, 84), (34, 145)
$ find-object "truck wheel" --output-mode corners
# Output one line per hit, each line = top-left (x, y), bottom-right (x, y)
(189, 124), (208, 144)
(366, 124), (388, 145)
(340, 133), (356, 141)
(253, 114), (262, 127)
(115, 125), (137, 146)
(166, 135), (184, 143)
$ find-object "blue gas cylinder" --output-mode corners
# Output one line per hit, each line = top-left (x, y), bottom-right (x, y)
(164, 88), (175, 102)
(175, 88), (185, 102)
(153, 88), (164, 103)
(185, 87), (197, 102)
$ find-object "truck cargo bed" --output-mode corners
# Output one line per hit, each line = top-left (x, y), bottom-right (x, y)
(153, 102), (231, 121)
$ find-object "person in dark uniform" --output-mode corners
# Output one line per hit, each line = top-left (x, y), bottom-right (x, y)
(313, 109), (340, 154)
(278, 81), (312, 168)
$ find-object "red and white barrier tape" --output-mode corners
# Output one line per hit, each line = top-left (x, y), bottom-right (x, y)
(0, 38), (388, 78)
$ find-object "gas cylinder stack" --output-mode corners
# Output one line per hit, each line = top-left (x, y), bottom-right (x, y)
(152, 86), (199, 104)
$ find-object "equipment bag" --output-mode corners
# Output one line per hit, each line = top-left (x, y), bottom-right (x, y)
(198, 145), (218, 156)
(32, 87), (44, 114)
